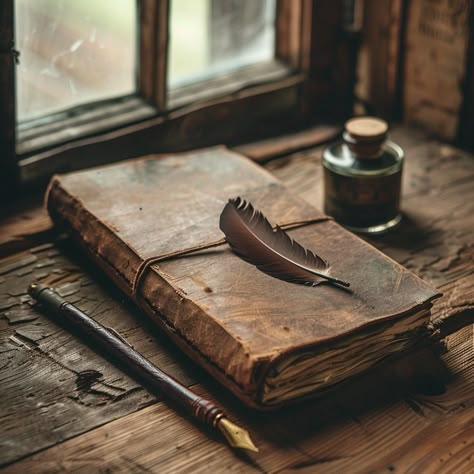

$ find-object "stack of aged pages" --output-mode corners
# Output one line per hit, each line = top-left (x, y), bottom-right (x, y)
(45, 147), (440, 408)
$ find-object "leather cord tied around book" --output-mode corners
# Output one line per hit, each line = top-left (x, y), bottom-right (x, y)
(131, 216), (333, 297)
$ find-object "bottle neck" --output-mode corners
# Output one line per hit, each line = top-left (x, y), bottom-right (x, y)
(343, 131), (385, 159)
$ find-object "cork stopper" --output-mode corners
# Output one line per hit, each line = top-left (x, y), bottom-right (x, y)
(343, 117), (388, 158)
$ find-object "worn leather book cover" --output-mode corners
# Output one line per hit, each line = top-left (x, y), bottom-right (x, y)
(45, 147), (440, 408)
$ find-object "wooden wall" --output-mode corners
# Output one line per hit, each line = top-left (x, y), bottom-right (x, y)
(356, 0), (473, 145)
(403, 0), (472, 141)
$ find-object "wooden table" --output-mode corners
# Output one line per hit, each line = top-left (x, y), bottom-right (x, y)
(1, 127), (473, 473)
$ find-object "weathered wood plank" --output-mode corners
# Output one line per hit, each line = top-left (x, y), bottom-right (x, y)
(0, 201), (53, 259)
(18, 75), (302, 185)
(139, 0), (169, 110)
(0, 235), (472, 469)
(431, 274), (474, 338)
(0, 242), (202, 467)
(234, 124), (339, 162)
(459, 3), (474, 150)
(1, 126), (473, 471)
(3, 325), (472, 474)
(356, 0), (405, 119)
(403, 0), (472, 140)
(275, 0), (313, 75)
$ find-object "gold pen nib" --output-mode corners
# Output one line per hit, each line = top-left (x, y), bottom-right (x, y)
(217, 417), (258, 452)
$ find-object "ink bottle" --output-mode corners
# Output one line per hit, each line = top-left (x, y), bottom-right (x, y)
(322, 117), (404, 234)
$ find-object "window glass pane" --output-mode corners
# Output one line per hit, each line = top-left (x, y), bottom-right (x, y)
(15, 0), (136, 123)
(168, 0), (276, 88)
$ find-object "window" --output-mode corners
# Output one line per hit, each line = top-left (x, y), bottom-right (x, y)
(0, 0), (355, 188)
(15, 0), (137, 122)
(169, 0), (276, 88)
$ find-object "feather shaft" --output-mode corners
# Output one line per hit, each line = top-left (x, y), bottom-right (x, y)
(219, 197), (350, 288)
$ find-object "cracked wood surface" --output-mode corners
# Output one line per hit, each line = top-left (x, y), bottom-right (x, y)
(2, 321), (473, 474)
(1, 126), (473, 473)
(0, 243), (201, 467)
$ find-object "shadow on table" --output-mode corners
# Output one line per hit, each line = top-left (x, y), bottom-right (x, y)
(363, 211), (434, 251)
(209, 343), (455, 448)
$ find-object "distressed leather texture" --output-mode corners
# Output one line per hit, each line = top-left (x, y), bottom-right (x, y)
(46, 147), (440, 407)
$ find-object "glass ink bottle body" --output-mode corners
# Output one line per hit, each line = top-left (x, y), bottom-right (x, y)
(322, 117), (404, 234)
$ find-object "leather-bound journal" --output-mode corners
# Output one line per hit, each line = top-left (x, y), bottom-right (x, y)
(46, 147), (440, 408)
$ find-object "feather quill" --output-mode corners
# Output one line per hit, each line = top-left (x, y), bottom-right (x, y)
(219, 197), (350, 287)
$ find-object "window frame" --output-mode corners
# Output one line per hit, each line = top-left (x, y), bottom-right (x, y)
(1, 0), (355, 190)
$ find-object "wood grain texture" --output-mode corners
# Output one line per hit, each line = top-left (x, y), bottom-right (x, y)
(0, 243), (201, 467)
(0, 202), (53, 258)
(0, 126), (473, 472)
(2, 321), (472, 474)
(139, 0), (169, 110)
(356, 0), (405, 119)
(275, 0), (308, 70)
(17, 97), (157, 156)
(403, 0), (472, 140)
(235, 124), (339, 162)
(306, 0), (360, 120)
(168, 60), (293, 110)
(459, 2), (474, 150)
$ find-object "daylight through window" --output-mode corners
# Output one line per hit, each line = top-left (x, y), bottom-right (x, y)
(15, 0), (137, 123)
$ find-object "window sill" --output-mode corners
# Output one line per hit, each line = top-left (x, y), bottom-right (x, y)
(168, 60), (293, 110)
(17, 62), (303, 186)
(17, 96), (157, 156)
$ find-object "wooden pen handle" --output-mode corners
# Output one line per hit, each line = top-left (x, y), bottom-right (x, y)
(28, 284), (224, 428)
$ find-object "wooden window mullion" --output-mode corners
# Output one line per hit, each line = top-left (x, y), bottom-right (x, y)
(139, 0), (169, 111)
(275, 0), (310, 71)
